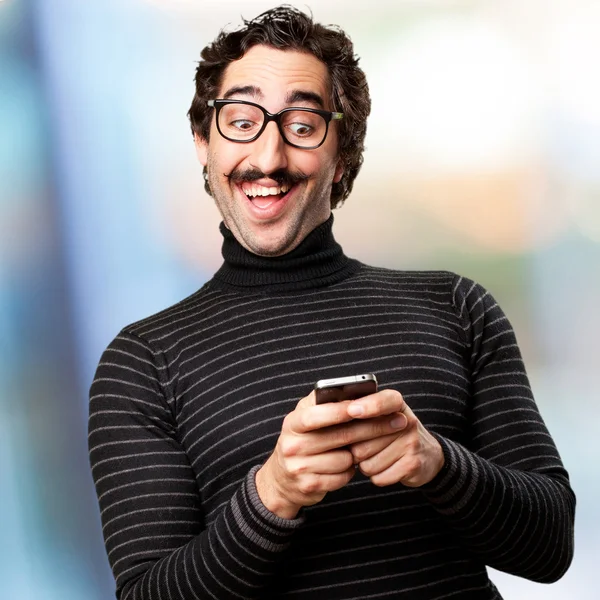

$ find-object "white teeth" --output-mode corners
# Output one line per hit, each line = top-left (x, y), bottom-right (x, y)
(243, 183), (291, 197)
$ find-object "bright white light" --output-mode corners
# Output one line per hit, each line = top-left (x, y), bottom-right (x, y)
(142, 0), (284, 13)
(553, 10), (600, 128)
(368, 16), (542, 173)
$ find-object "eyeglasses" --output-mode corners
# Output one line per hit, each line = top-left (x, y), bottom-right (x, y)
(207, 99), (344, 149)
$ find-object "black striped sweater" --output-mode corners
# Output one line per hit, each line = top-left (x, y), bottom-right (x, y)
(89, 217), (575, 599)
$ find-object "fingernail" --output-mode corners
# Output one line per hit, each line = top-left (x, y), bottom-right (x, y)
(348, 404), (364, 417)
(390, 415), (406, 429)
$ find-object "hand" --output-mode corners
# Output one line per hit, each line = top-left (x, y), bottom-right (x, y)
(256, 391), (407, 519)
(347, 389), (445, 487)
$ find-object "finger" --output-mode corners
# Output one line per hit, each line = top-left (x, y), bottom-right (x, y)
(368, 455), (429, 488)
(350, 433), (398, 463)
(347, 389), (408, 419)
(369, 459), (408, 487)
(315, 414), (407, 453)
(288, 393), (355, 434)
(357, 434), (407, 477)
(286, 449), (354, 476)
(296, 391), (317, 409)
(309, 467), (357, 493)
(292, 467), (357, 500)
(283, 413), (406, 457)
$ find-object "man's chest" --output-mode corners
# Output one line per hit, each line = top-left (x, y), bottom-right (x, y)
(166, 293), (470, 517)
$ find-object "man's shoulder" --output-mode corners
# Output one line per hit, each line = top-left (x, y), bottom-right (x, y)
(353, 264), (461, 289)
(118, 282), (216, 345)
(349, 265), (485, 312)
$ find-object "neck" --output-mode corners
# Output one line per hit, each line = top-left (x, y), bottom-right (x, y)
(211, 215), (361, 292)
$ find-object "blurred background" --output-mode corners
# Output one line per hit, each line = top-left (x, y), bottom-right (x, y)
(1, 0), (598, 598)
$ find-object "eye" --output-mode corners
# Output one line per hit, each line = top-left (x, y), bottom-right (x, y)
(231, 119), (256, 131)
(287, 122), (314, 137)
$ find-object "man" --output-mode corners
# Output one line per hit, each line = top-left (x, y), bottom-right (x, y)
(89, 6), (575, 599)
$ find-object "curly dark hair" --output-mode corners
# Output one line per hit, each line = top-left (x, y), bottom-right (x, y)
(188, 5), (371, 208)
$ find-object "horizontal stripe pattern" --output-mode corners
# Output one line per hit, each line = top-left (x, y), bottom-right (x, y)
(89, 268), (575, 599)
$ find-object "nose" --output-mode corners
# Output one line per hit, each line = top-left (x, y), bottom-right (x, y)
(249, 121), (288, 175)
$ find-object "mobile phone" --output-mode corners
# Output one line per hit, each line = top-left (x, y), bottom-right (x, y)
(314, 374), (378, 405)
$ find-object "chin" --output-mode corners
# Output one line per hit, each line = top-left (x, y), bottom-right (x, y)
(246, 230), (298, 257)
(249, 240), (292, 257)
(236, 220), (292, 254)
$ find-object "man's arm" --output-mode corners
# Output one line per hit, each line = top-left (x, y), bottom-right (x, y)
(421, 276), (575, 582)
(348, 276), (575, 583)
(89, 331), (303, 600)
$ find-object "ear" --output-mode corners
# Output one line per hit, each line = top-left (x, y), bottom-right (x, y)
(333, 159), (344, 184)
(194, 133), (208, 167)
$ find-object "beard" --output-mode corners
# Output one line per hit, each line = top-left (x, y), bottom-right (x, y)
(205, 156), (333, 257)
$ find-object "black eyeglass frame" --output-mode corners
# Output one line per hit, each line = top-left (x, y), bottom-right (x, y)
(207, 99), (344, 150)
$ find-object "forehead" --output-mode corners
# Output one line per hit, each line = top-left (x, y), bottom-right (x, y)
(219, 45), (331, 108)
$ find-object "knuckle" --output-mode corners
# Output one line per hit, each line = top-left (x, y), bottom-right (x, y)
(302, 410), (320, 432)
(387, 389), (404, 405)
(406, 437), (421, 453)
(335, 426), (353, 447)
(295, 410), (310, 430)
(286, 406), (315, 433)
(333, 406), (350, 425)
(352, 444), (368, 462)
(288, 460), (307, 476)
(376, 418), (392, 436)
(402, 418), (415, 435)
(299, 475), (320, 495)
(280, 436), (301, 457)
(405, 456), (422, 475)
(342, 451), (355, 470)
(297, 392), (314, 408)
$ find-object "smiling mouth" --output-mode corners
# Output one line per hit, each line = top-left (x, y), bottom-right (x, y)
(241, 182), (292, 207)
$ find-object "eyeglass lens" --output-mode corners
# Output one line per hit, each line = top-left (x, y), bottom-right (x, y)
(218, 103), (327, 147)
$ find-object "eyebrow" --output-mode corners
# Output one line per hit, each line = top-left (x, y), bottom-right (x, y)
(285, 90), (325, 109)
(221, 86), (325, 109)
(222, 85), (262, 100)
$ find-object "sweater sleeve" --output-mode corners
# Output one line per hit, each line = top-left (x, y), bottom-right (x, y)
(88, 331), (303, 600)
(421, 275), (575, 583)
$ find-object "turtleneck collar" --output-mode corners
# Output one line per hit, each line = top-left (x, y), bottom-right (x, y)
(210, 215), (361, 293)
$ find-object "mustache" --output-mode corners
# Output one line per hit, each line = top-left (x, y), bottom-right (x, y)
(226, 168), (308, 188)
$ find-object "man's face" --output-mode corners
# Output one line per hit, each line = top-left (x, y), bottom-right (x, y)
(195, 45), (344, 257)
